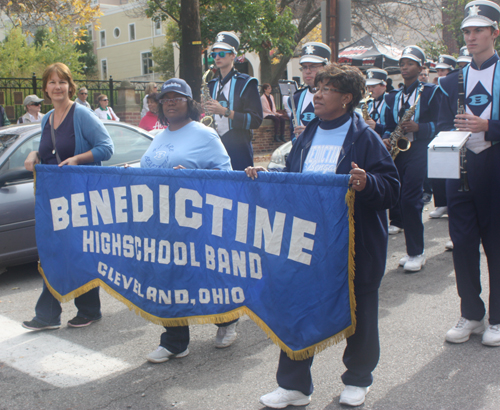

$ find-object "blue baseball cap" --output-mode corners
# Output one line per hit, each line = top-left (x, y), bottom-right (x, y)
(159, 78), (193, 100)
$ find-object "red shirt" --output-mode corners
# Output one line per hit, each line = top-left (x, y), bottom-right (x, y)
(139, 111), (166, 132)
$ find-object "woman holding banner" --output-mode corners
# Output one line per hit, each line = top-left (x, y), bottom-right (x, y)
(245, 64), (399, 408)
(140, 78), (235, 364)
(22, 62), (114, 331)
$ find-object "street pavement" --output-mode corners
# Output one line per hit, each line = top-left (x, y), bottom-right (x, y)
(1, 203), (499, 410)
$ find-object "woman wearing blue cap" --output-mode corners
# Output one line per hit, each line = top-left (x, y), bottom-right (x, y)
(140, 78), (236, 363)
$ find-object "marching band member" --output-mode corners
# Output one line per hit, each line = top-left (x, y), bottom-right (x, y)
(205, 31), (262, 170)
(438, 0), (500, 347)
(457, 45), (473, 68)
(288, 42), (331, 141)
(381, 46), (440, 272)
(362, 68), (388, 136)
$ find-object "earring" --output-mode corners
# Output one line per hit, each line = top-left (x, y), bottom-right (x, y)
(342, 103), (346, 109)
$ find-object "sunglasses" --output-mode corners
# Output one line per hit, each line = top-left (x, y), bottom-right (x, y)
(211, 51), (231, 59)
(101, 99), (108, 102)
(30, 102), (42, 106)
(80, 92), (88, 95)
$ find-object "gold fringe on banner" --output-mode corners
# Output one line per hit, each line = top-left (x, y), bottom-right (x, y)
(36, 186), (357, 361)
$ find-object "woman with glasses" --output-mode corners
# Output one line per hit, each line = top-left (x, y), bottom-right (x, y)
(17, 95), (45, 124)
(245, 64), (399, 408)
(22, 62), (114, 331)
(141, 78), (233, 364)
(94, 94), (120, 121)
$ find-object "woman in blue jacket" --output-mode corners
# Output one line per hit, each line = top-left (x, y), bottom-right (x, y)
(22, 62), (114, 331)
(246, 63), (399, 408)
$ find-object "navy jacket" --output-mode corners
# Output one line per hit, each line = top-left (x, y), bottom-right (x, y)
(288, 87), (316, 142)
(381, 81), (439, 141)
(208, 71), (263, 170)
(284, 113), (400, 293)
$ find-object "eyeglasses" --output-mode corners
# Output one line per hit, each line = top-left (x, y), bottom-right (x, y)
(159, 97), (188, 104)
(299, 64), (324, 72)
(311, 86), (342, 94)
(211, 51), (231, 59)
(30, 102), (42, 106)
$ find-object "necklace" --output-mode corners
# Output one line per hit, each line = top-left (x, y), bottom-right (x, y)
(53, 101), (72, 129)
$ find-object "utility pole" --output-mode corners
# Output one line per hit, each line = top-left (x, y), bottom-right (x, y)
(180, 0), (202, 101)
(327, 0), (338, 62)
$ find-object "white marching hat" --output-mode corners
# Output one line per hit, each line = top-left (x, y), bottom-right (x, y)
(461, 0), (500, 30)
(299, 42), (331, 65)
(212, 31), (240, 53)
(365, 69), (388, 86)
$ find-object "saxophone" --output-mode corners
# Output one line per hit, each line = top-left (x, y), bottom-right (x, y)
(201, 65), (216, 129)
(389, 84), (425, 160)
(361, 92), (373, 122)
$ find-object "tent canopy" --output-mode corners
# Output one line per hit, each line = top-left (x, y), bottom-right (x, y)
(338, 35), (402, 74)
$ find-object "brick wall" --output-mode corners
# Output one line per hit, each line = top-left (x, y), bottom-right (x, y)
(116, 111), (141, 127)
(252, 118), (291, 157)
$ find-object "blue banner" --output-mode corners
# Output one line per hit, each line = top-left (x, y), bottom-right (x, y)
(34, 165), (355, 359)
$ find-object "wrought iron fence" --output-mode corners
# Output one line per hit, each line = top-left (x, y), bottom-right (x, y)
(0, 73), (162, 123)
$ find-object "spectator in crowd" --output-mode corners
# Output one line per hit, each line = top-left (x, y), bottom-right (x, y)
(261, 83), (287, 142)
(94, 94), (120, 121)
(138, 93), (167, 132)
(18, 95), (45, 124)
(141, 82), (158, 118)
(0, 104), (11, 127)
(22, 62), (113, 331)
(141, 79), (234, 364)
(75, 87), (91, 109)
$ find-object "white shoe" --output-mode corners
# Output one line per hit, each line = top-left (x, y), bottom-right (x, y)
(446, 317), (485, 343)
(399, 255), (409, 267)
(388, 225), (403, 235)
(445, 240), (454, 250)
(146, 346), (189, 363)
(429, 206), (448, 218)
(482, 324), (500, 347)
(339, 385), (370, 407)
(215, 322), (238, 348)
(404, 254), (426, 272)
(259, 387), (311, 409)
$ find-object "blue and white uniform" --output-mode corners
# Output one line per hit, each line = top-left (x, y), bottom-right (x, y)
(438, 52), (500, 326)
(288, 87), (316, 142)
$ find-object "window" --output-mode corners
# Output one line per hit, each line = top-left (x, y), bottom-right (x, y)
(100, 30), (106, 47)
(129, 23), (135, 41)
(101, 59), (108, 80)
(113, 27), (121, 38)
(141, 52), (153, 75)
(0, 133), (41, 175)
(86, 24), (93, 40)
(154, 19), (161, 36)
(101, 125), (153, 167)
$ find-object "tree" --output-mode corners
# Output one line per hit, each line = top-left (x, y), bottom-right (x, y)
(151, 21), (179, 80)
(0, 0), (102, 43)
(0, 27), (84, 78)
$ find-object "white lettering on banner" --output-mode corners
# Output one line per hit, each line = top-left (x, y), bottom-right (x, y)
(175, 188), (202, 229)
(51, 185), (319, 265)
(97, 262), (245, 306)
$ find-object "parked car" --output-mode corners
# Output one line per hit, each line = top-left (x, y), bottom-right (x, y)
(0, 121), (154, 271)
(267, 140), (292, 171)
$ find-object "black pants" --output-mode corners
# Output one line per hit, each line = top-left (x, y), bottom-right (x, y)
(431, 178), (447, 207)
(447, 145), (500, 325)
(265, 115), (286, 137)
(275, 289), (380, 396)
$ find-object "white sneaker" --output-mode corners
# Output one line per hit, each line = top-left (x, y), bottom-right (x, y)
(482, 324), (500, 347)
(445, 240), (454, 251)
(429, 206), (448, 218)
(215, 322), (238, 348)
(404, 254), (426, 272)
(146, 346), (189, 363)
(339, 385), (370, 407)
(399, 255), (409, 267)
(446, 317), (485, 343)
(388, 225), (403, 235)
(259, 387), (311, 409)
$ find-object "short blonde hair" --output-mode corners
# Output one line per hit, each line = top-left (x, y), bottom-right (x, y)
(42, 63), (77, 101)
(145, 82), (158, 96)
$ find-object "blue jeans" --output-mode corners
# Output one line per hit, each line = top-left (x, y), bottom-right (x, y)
(34, 281), (101, 326)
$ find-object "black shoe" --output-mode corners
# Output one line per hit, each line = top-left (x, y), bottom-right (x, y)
(279, 134), (286, 142)
(422, 192), (432, 203)
(67, 316), (101, 328)
(273, 134), (281, 142)
(22, 319), (60, 331)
